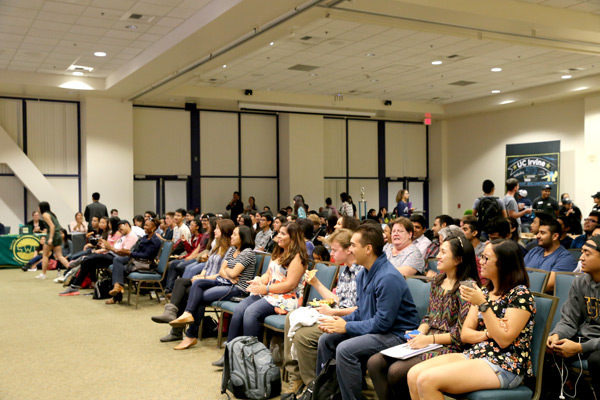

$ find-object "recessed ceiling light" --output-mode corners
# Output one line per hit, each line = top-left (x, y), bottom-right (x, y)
(499, 100), (514, 105)
(59, 81), (93, 90)
(169, 98), (177, 102)
(491, 67), (502, 72)
(269, 42), (274, 46)
(309, 73), (318, 77)
(366, 53), (375, 57)
(94, 51), (106, 57)
(371, 79), (379, 83)
(574, 86), (588, 91)
(126, 25), (137, 30)
(431, 60), (443, 65)
(491, 90), (501, 94)
(72, 71), (84, 76)
(222, 64), (227, 68)
(561, 74), (572, 79)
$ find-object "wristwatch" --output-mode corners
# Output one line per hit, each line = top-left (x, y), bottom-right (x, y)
(478, 301), (490, 313)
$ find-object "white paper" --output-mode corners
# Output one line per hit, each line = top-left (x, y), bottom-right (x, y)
(380, 343), (442, 360)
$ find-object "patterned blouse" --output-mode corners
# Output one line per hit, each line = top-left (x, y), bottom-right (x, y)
(464, 285), (536, 377)
(420, 281), (471, 360)
(263, 259), (305, 313)
(335, 264), (363, 309)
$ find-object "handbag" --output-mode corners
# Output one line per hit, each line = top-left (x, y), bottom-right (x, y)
(128, 258), (156, 273)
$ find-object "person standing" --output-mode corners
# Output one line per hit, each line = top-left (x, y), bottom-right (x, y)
(396, 189), (413, 218)
(532, 185), (559, 217)
(36, 201), (70, 279)
(504, 178), (532, 232)
(83, 192), (108, 223)
(226, 191), (244, 224)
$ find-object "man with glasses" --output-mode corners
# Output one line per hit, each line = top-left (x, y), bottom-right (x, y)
(254, 212), (273, 251)
(571, 211), (600, 249)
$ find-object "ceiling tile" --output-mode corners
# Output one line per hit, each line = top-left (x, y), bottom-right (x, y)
(41, 1), (86, 16)
(0, 0), (44, 9)
(90, 0), (137, 11)
(130, 2), (172, 17)
(168, 7), (199, 18)
(37, 10), (79, 24)
(76, 16), (117, 28)
(147, 25), (171, 35)
(155, 16), (184, 28)
(178, 0), (211, 9)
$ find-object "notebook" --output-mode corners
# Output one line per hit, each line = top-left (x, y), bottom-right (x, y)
(380, 343), (442, 360)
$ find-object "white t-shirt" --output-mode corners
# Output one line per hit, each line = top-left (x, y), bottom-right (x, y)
(173, 223), (191, 243)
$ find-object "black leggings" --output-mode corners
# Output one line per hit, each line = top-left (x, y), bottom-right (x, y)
(367, 352), (423, 400)
(71, 253), (114, 287)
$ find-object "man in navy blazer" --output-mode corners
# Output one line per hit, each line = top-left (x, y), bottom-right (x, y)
(317, 223), (419, 400)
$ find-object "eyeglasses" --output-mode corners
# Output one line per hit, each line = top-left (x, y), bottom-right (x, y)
(479, 254), (489, 263)
(585, 218), (599, 223)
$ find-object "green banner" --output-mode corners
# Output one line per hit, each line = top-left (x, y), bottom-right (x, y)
(0, 235), (41, 266)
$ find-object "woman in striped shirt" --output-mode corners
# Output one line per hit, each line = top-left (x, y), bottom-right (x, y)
(168, 225), (256, 350)
(212, 222), (308, 367)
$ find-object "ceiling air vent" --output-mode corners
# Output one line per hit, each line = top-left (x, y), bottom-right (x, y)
(449, 80), (476, 86)
(120, 11), (155, 23)
(288, 64), (319, 72)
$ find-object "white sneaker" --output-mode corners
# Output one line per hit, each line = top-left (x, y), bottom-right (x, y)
(53, 276), (65, 283)
(35, 273), (46, 280)
(27, 268), (37, 272)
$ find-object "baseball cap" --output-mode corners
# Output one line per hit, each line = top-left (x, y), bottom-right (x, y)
(583, 236), (600, 252)
(592, 191), (600, 199)
(563, 198), (572, 204)
(542, 184), (551, 190)
(518, 189), (528, 197)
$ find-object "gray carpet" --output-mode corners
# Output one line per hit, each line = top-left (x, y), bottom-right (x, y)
(0, 267), (232, 400)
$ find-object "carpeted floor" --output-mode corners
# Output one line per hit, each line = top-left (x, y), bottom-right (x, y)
(0, 267), (233, 400)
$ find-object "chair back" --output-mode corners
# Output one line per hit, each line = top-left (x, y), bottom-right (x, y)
(568, 248), (582, 263)
(526, 267), (550, 293)
(427, 258), (438, 274)
(305, 262), (339, 302)
(155, 241), (174, 275)
(253, 252), (265, 276)
(261, 254), (272, 275)
(551, 272), (581, 330)
(405, 276), (432, 321)
(71, 233), (87, 254)
(529, 293), (558, 397)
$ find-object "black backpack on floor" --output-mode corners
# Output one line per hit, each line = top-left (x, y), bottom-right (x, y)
(296, 359), (341, 400)
(93, 277), (112, 300)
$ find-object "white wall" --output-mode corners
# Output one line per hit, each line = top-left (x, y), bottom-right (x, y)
(438, 97), (585, 221)
(81, 97), (134, 220)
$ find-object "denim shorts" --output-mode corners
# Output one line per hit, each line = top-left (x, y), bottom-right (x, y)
(463, 354), (523, 389)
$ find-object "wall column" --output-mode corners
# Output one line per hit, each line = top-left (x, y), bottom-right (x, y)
(278, 113), (324, 211)
(81, 97), (134, 219)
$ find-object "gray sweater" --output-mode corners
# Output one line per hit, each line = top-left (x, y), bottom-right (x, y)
(551, 273), (600, 354)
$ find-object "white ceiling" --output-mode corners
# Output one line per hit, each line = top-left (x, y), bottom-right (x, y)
(1, 0), (600, 116)
(195, 17), (600, 104)
(0, 0), (211, 77)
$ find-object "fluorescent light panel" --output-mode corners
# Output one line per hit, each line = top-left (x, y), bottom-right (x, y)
(238, 102), (376, 117)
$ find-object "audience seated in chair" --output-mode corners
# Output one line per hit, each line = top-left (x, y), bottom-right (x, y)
(316, 224), (419, 400)
(211, 222), (307, 367)
(369, 236), (480, 400)
(105, 218), (162, 304)
(281, 228), (361, 396)
(69, 212), (88, 233)
(407, 240), (535, 398)
(59, 220), (138, 296)
(168, 225), (257, 350)
(151, 219), (234, 343)
(383, 217), (425, 276)
(546, 236), (600, 396)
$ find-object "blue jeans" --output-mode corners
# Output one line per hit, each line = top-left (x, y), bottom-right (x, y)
(182, 261), (206, 279)
(111, 255), (132, 285)
(317, 332), (404, 400)
(226, 295), (276, 341)
(183, 279), (241, 338)
(165, 259), (196, 292)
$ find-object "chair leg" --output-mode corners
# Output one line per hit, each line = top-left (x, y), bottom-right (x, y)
(156, 283), (164, 304)
(217, 312), (225, 349)
(127, 280), (132, 306)
(135, 281), (141, 310)
(198, 317), (204, 341)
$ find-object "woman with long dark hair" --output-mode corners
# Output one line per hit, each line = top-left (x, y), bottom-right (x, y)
(212, 222), (308, 367)
(167, 224), (256, 349)
(369, 237), (480, 399)
(407, 240), (534, 399)
(293, 194), (307, 218)
(37, 201), (70, 279)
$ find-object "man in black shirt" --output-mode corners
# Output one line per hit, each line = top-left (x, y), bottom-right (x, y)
(559, 197), (582, 235)
(226, 191), (244, 224)
(592, 191), (600, 212)
(532, 185), (559, 217)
